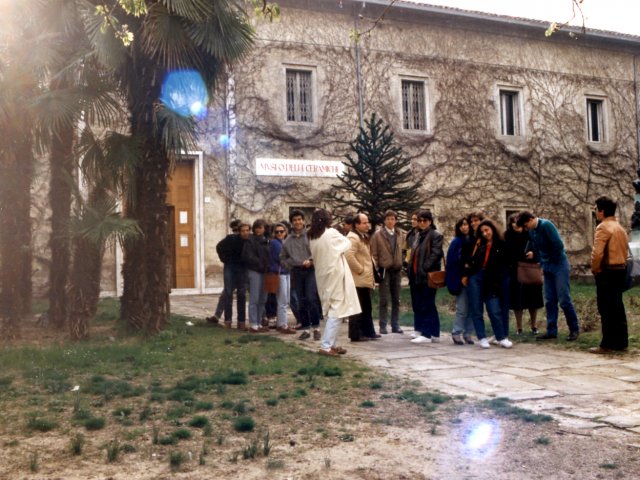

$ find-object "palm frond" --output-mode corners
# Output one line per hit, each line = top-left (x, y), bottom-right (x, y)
(70, 194), (140, 248)
(188, 2), (254, 65)
(162, 0), (213, 22)
(82, 5), (128, 70)
(141, 2), (200, 70)
(155, 103), (199, 154)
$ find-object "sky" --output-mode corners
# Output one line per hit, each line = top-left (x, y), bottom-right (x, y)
(408, 0), (640, 36)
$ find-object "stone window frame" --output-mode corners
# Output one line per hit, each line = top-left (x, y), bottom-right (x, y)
(400, 77), (429, 132)
(284, 65), (317, 125)
(497, 85), (524, 137)
(585, 95), (608, 144)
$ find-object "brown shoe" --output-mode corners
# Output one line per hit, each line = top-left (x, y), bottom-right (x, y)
(318, 348), (339, 357)
(224, 322), (232, 329)
(331, 346), (347, 355)
(277, 326), (296, 334)
(237, 323), (247, 331)
(589, 346), (614, 354)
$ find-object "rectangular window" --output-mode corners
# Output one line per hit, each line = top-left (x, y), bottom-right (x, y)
(587, 98), (604, 142)
(499, 90), (521, 136)
(402, 80), (427, 131)
(286, 69), (313, 123)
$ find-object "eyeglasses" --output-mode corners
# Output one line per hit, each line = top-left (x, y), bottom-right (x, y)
(275, 230), (285, 234)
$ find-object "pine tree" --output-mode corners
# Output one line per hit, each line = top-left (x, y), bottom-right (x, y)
(327, 113), (425, 230)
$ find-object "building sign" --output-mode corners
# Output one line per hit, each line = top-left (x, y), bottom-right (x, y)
(256, 158), (345, 177)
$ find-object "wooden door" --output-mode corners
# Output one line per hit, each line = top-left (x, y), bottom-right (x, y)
(167, 161), (195, 288)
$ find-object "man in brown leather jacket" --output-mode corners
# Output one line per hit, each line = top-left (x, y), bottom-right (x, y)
(590, 196), (629, 353)
(371, 210), (406, 334)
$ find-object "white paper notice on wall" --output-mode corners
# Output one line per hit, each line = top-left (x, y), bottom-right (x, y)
(180, 234), (189, 247)
(179, 211), (188, 224)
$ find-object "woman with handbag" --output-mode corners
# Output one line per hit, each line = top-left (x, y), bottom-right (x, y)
(462, 219), (513, 349)
(269, 223), (297, 334)
(446, 217), (475, 345)
(408, 210), (444, 344)
(505, 215), (543, 336)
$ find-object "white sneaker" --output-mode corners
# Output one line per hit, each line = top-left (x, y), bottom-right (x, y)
(411, 336), (432, 344)
(410, 332), (419, 338)
(430, 336), (440, 343)
(499, 338), (513, 349)
(488, 335), (499, 345)
(479, 338), (491, 349)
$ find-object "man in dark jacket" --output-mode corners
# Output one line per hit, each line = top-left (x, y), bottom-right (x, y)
(408, 210), (443, 343)
(242, 219), (270, 332)
(208, 220), (249, 329)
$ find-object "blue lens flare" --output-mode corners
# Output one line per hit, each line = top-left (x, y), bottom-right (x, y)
(218, 134), (230, 149)
(160, 70), (208, 119)
(462, 420), (501, 459)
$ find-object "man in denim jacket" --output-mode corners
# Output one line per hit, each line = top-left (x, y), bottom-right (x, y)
(517, 211), (580, 341)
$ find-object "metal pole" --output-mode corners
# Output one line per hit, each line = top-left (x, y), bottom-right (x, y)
(354, 2), (365, 129)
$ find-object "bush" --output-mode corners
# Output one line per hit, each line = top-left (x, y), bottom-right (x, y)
(233, 416), (255, 432)
(84, 417), (106, 431)
(171, 428), (193, 440)
(27, 417), (58, 432)
(188, 415), (210, 428)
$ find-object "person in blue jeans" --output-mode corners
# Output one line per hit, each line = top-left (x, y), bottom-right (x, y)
(516, 211), (580, 341)
(463, 219), (512, 349)
(445, 217), (475, 345)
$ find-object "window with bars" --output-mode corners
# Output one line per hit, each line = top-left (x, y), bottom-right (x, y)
(286, 69), (313, 123)
(401, 80), (427, 131)
(499, 89), (521, 136)
(587, 98), (604, 142)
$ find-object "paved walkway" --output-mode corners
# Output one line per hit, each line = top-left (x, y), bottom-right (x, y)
(171, 294), (640, 440)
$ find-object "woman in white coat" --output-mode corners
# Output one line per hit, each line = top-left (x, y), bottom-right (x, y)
(308, 209), (361, 357)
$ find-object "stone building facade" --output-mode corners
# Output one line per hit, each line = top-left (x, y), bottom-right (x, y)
(94, 0), (640, 294)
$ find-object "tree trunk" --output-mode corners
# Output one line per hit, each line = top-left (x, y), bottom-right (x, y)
(120, 64), (170, 334)
(16, 134), (33, 314)
(67, 234), (102, 341)
(48, 124), (75, 329)
(0, 133), (33, 338)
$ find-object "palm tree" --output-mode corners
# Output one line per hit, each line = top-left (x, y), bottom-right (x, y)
(0, 1), (56, 337)
(67, 127), (140, 340)
(85, 1), (254, 333)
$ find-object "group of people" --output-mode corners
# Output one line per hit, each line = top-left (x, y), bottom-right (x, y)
(208, 195), (630, 357)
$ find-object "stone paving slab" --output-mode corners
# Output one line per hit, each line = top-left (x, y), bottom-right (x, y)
(169, 294), (640, 437)
(471, 373), (546, 392)
(493, 366), (547, 378)
(600, 416), (640, 428)
(498, 390), (560, 401)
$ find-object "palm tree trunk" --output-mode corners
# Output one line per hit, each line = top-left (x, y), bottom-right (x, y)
(48, 124), (75, 329)
(16, 134), (33, 314)
(67, 235), (101, 341)
(0, 133), (33, 338)
(121, 67), (170, 333)
(121, 146), (170, 334)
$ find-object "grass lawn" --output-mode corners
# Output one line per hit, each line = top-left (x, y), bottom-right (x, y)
(0, 298), (465, 476)
(372, 281), (640, 353)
